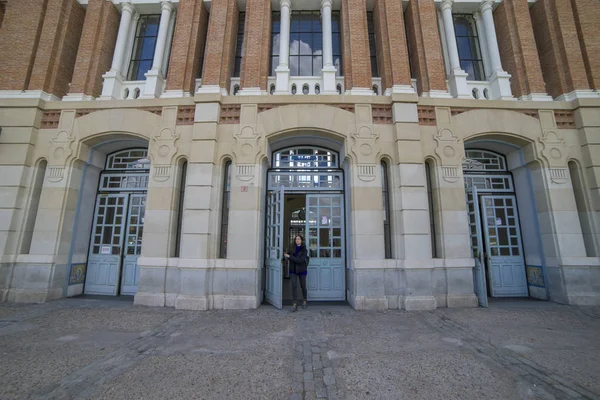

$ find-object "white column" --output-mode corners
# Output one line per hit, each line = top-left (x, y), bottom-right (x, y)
(151, 1), (174, 72)
(321, 0), (337, 94)
(275, 0), (291, 94)
(143, 1), (174, 98)
(322, 0), (333, 67)
(111, 3), (135, 75)
(440, 0), (470, 99)
(100, 2), (136, 100)
(478, 0), (513, 100)
(479, 1), (502, 73)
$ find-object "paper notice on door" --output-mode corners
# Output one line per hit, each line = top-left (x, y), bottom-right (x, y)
(496, 218), (502, 226)
(101, 246), (111, 254)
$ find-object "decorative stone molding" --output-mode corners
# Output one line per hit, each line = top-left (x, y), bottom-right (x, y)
(450, 107), (538, 119)
(549, 168), (569, 184)
(47, 129), (75, 182)
(433, 107), (465, 184)
(150, 127), (179, 182)
(257, 104), (281, 113)
(350, 105), (380, 173)
(236, 164), (256, 181)
(539, 130), (568, 169)
(441, 166), (461, 183)
(333, 104), (355, 113)
(357, 164), (377, 182)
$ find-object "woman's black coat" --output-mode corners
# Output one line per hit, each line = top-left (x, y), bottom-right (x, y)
(287, 244), (308, 275)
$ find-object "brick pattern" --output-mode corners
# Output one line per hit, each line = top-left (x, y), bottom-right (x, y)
(418, 106), (436, 126)
(570, 0), (600, 90)
(530, 0), (590, 98)
(220, 105), (241, 124)
(166, 0), (209, 94)
(404, 0), (447, 95)
(372, 105), (392, 124)
(494, 0), (547, 98)
(373, 0), (411, 91)
(176, 106), (195, 125)
(69, 0), (120, 97)
(240, 0), (271, 90)
(341, 0), (371, 89)
(340, 0), (353, 88)
(41, 111), (61, 129)
(201, 0), (239, 91)
(0, 0), (49, 90)
(554, 111), (576, 129)
(28, 0), (85, 98)
(257, 104), (280, 113)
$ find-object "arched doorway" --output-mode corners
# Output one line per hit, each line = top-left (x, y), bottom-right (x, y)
(84, 148), (149, 296)
(264, 146), (346, 309)
(463, 149), (529, 306)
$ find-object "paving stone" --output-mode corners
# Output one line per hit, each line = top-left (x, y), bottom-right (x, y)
(304, 363), (313, 372)
(316, 386), (327, 398)
(324, 374), (336, 386)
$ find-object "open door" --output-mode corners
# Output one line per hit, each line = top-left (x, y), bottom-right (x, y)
(480, 194), (528, 297)
(468, 186), (488, 307)
(265, 187), (284, 309)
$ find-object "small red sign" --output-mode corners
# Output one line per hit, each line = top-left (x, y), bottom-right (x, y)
(241, 186), (248, 192)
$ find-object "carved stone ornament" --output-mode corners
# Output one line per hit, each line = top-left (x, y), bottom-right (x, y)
(47, 130), (75, 182)
(350, 125), (381, 177)
(357, 164), (377, 182)
(150, 127), (179, 182)
(539, 130), (568, 169)
(434, 128), (464, 183)
(549, 168), (569, 185)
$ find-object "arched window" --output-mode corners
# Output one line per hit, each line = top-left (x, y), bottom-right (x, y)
(220, 161), (232, 258)
(174, 160), (187, 257)
(20, 160), (47, 254)
(425, 159), (438, 258)
(381, 161), (392, 259)
(569, 161), (596, 257)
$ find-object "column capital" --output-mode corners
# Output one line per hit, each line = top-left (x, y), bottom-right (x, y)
(280, 0), (291, 10)
(121, 2), (136, 14)
(440, 0), (453, 12)
(160, 1), (174, 13)
(478, 0), (494, 14)
(321, 0), (332, 9)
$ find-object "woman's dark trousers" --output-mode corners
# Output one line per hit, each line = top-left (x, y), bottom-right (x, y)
(291, 274), (307, 302)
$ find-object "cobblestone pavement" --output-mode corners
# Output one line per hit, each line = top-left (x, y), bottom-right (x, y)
(0, 298), (599, 400)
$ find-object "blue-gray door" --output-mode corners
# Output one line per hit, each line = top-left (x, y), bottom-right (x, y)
(121, 193), (146, 295)
(467, 186), (488, 307)
(481, 195), (528, 297)
(84, 194), (128, 295)
(265, 188), (284, 309)
(305, 194), (345, 301)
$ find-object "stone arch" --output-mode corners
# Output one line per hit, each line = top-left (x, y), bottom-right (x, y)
(452, 109), (543, 145)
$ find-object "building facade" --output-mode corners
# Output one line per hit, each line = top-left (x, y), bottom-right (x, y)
(0, 0), (599, 310)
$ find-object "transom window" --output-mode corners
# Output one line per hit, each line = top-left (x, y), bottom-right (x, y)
(127, 15), (160, 81)
(463, 150), (507, 172)
(453, 14), (485, 81)
(273, 147), (338, 169)
(105, 149), (150, 170)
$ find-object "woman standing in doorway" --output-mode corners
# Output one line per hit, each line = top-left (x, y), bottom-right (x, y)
(284, 235), (308, 312)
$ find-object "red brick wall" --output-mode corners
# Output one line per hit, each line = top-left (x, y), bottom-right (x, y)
(166, 0), (209, 94)
(69, 0), (119, 97)
(341, 0), (353, 89)
(380, 0), (411, 88)
(341, 0), (371, 89)
(0, 0), (49, 90)
(28, 0), (85, 98)
(570, 0), (600, 90)
(201, 0), (239, 91)
(372, 0), (391, 88)
(404, 0), (447, 95)
(240, 0), (271, 91)
(530, 0), (590, 98)
(494, 0), (546, 98)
